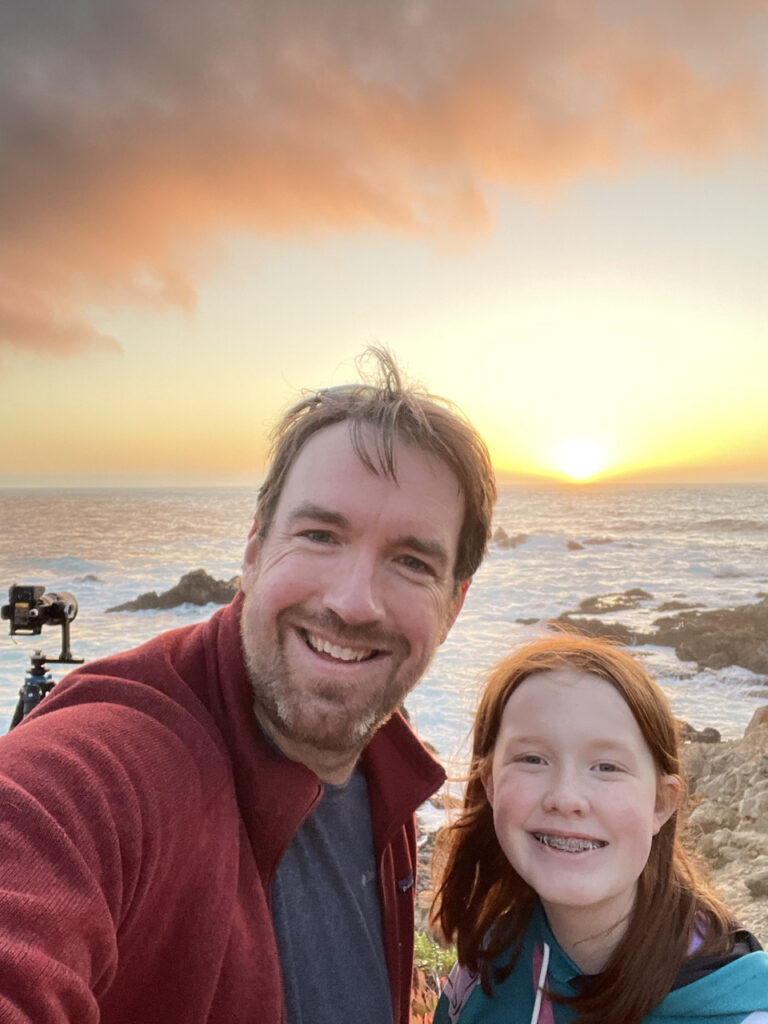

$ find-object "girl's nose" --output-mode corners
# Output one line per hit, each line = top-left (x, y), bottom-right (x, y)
(542, 767), (590, 816)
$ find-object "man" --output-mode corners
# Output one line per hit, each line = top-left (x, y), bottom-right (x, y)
(0, 349), (496, 1024)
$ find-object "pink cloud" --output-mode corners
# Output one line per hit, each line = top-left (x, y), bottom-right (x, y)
(1, 0), (766, 355)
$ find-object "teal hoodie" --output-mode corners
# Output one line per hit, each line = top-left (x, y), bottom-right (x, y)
(435, 904), (768, 1024)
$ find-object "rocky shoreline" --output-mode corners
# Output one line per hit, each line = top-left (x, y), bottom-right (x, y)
(683, 705), (768, 945)
(553, 590), (768, 677)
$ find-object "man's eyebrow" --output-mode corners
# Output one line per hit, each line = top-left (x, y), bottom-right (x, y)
(288, 502), (350, 529)
(397, 535), (450, 571)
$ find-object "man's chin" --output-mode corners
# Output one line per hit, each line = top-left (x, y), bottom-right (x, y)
(282, 709), (379, 754)
(264, 692), (397, 755)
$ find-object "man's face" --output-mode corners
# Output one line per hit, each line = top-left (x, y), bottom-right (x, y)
(240, 421), (467, 766)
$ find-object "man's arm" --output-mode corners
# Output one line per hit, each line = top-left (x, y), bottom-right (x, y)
(0, 688), (235, 1023)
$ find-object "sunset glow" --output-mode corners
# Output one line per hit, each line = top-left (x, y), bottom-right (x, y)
(553, 439), (608, 482)
(2, 2), (767, 487)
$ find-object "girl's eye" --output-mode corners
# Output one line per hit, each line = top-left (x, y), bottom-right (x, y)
(515, 754), (546, 766)
(594, 762), (620, 773)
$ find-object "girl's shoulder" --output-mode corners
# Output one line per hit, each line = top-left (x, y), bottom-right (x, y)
(434, 961), (482, 1024)
(648, 930), (768, 1024)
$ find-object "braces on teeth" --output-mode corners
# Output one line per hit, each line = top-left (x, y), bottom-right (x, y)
(534, 833), (606, 852)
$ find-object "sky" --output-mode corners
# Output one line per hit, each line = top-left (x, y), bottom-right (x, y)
(2, 0), (767, 487)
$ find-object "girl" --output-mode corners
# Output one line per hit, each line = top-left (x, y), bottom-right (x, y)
(432, 634), (768, 1024)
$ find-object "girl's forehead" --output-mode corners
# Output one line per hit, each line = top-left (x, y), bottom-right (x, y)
(499, 667), (644, 738)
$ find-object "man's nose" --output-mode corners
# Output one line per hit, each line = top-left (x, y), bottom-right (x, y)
(542, 766), (590, 816)
(323, 551), (386, 624)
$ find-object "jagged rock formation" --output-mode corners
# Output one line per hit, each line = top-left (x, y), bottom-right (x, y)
(557, 593), (768, 676)
(106, 569), (240, 612)
(683, 706), (768, 944)
(648, 597), (768, 674)
(493, 527), (529, 549)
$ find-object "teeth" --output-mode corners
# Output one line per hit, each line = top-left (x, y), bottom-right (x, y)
(306, 633), (374, 662)
(534, 833), (606, 853)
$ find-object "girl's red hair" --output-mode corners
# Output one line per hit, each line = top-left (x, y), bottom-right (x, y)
(432, 633), (737, 1024)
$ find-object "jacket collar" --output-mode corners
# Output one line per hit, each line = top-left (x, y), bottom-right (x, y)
(200, 593), (445, 878)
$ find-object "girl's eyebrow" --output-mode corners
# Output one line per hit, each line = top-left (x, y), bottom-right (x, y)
(499, 733), (637, 755)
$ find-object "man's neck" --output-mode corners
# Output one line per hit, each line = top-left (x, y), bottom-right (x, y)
(253, 705), (362, 785)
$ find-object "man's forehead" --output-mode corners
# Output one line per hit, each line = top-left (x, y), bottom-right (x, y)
(284, 422), (461, 498)
(275, 422), (464, 547)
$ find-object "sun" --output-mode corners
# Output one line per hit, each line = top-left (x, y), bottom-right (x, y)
(554, 438), (607, 482)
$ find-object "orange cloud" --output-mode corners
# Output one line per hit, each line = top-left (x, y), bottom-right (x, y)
(1, 0), (766, 355)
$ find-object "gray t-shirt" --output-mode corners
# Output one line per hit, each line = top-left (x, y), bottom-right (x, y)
(272, 768), (394, 1024)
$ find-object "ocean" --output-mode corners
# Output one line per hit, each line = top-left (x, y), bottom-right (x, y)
(1, 484), (767, 769)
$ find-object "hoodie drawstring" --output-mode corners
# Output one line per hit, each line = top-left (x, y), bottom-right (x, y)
(530, 941), (551, 1024)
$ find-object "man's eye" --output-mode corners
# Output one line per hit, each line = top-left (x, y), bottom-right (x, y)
(398, 555), (434, 575)
(300, 530), (334, 544)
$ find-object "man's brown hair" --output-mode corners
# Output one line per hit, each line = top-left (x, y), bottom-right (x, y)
(256, 347), (496, 583)
(432, 633), (737, 1024)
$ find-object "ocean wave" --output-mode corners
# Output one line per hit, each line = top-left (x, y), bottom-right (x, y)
(690, 518), (768, 533)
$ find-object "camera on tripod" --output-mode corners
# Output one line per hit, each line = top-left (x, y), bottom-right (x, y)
(2, 584), (83, 729)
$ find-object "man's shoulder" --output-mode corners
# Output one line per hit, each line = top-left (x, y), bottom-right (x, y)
(41, 596), (244, 718)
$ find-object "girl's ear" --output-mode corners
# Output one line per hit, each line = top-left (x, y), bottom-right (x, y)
(481, 763), (495, 804)
(653, 774), (681, 834)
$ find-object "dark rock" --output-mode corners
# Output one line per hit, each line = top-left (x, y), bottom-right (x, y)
(657, 601), (702, 613)
(516, 617), (540, 625)
(552, 616), (636, 645)
(575, 589), (653, 615)
(493, 526), (528, 549)
(74, 574), (102, 583)
(678, 720), (721, 744)
(647, 596), (768, 675)
(106, 569), (240, 612)
(567, 540), (584, 551)
(746, 872), (768, 898)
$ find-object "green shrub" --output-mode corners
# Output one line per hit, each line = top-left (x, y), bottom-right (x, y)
(413, 930), (457, 980)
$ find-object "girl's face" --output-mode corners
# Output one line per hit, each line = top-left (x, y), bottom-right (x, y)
(483, 668), (678, 944)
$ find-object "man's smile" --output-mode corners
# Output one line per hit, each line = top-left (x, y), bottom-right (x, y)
(302, 629), (380, 663)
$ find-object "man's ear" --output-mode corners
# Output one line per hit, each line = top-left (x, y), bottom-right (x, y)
(653, 774), (681, 835)
(440, 578), (471, 644)
(241, 520), (261, 587)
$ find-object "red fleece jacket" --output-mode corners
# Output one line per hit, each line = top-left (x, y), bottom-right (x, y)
(0, 594), (445, 1023)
